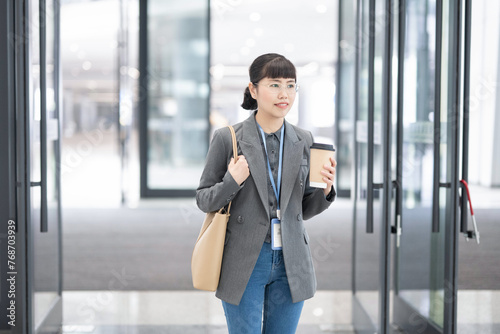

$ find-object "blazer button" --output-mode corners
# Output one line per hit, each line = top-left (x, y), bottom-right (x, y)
(297, 214), (302, 221)
(237, 216), (244, 223)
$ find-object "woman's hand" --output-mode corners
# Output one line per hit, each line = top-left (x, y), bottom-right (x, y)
(228, 155), (250, 186)
(321, 156), (337, 196)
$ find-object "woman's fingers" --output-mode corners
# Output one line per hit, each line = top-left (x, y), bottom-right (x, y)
(229, 155), (250, 185)
(330, 156), (337, 168)
(322, 157), (337, 179)
(321, 157), (336, 195)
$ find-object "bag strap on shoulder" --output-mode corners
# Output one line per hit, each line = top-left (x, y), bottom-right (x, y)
(227, 125), (238, 162)
(224, 125), (238, 214)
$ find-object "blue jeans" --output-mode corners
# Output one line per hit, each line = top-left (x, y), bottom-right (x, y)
(222, 242), (304, 334)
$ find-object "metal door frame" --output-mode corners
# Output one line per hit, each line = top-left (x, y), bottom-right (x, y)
(0, 0), (29, 332)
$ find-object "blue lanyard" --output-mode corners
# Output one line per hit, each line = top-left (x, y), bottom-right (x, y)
(258, 124), (285, 219)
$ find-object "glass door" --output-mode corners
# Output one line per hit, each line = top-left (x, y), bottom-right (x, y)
(352, 0), (467, 333)
(28, 0), (63, 332)
(392, 0), (464, 333)
(352, 0), (393, 332)
(392, 0), (446, 331)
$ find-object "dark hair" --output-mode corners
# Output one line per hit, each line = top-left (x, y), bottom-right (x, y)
(241, 53), (297, 110)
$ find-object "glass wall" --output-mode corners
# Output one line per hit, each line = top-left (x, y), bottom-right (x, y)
(467, 0), (500, 189)
(138, 0), (342, 197)
(64, 0), (342, 198)
(141, 0), (210, 195)
(336, 1), (356, 196)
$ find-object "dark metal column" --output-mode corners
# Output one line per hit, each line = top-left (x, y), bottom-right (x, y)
(460, 0), (472, 235)
(432, 0), (443, 233)
(1, 0), (28, 332)
(393, 0), (406, 295)
(380, 0), (394, 331)
(138, 0), (149, 198)
(444, 0), (463, 332)
(366, 0), (375, 234)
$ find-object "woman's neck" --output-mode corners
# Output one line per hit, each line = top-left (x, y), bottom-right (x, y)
(255, 112), (284, 133)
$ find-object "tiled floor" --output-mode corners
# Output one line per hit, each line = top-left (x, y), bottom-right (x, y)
(61, 325), (355, 334)
(62, 290), (500, 333)
(62, 290), (353, 333)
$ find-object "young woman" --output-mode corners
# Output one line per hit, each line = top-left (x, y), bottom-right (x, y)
(196, 53), (336, 333)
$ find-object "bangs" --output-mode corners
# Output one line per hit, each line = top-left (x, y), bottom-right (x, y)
(261, 57), (296, 80)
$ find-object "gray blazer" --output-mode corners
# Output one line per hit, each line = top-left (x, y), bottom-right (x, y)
(196, 112), (334, 305)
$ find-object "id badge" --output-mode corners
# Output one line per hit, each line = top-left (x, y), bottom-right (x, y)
(271, 218), (282, 250)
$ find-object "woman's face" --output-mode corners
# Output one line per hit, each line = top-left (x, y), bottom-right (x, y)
(249, 77), (297, 121)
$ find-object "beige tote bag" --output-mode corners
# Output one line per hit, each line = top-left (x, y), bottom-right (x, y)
(191, 125), (237, 291)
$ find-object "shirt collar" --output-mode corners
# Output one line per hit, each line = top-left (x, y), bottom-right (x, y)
(254, 115), (284, 142)
(269, 125), (283, 141)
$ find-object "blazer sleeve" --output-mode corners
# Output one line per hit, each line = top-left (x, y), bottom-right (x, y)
(196, 128), (243, 213)
(301, 131), (336, 220)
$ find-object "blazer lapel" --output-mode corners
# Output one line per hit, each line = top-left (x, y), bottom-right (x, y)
(239, 114), (270, 218)
(279, 121), (305, 216)
(238, 114), (305, 219)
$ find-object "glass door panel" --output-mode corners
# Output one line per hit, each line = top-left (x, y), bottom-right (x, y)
(140, 0), (210, 196)
(352, 0), (464, 332)
(394, 0), (445, 329)
(29, 0), (63, 331)
(336, 1), (357, 197)
(393, 0), (462, 332)
(351, 0), (464, 332)
(352, 0), (388, 332)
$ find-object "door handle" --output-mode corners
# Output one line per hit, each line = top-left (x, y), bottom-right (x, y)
(391, 180), (402, 247)
(392, 0), (406, 247)
(432, 0), (444, 234)
(40, 0), (48, 233)
(459, 180), (480, 244)
(460, 0), (472, 238)
(366, 0), (376, 233)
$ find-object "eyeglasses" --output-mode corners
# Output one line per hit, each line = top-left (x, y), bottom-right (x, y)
(253, 82), (299, 94)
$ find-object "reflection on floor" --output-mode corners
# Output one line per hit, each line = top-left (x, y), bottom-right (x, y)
(62, 290), (353, 333)
(401, 289), (500, 331)
(62, 290), (500, 333)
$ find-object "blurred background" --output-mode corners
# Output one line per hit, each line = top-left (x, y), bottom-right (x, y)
(10, 0), (498, 333)
(60, 0), (345, 207)
(60, 0), (500, 207)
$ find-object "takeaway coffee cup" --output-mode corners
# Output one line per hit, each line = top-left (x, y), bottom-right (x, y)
(309, 143), (336, 188)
